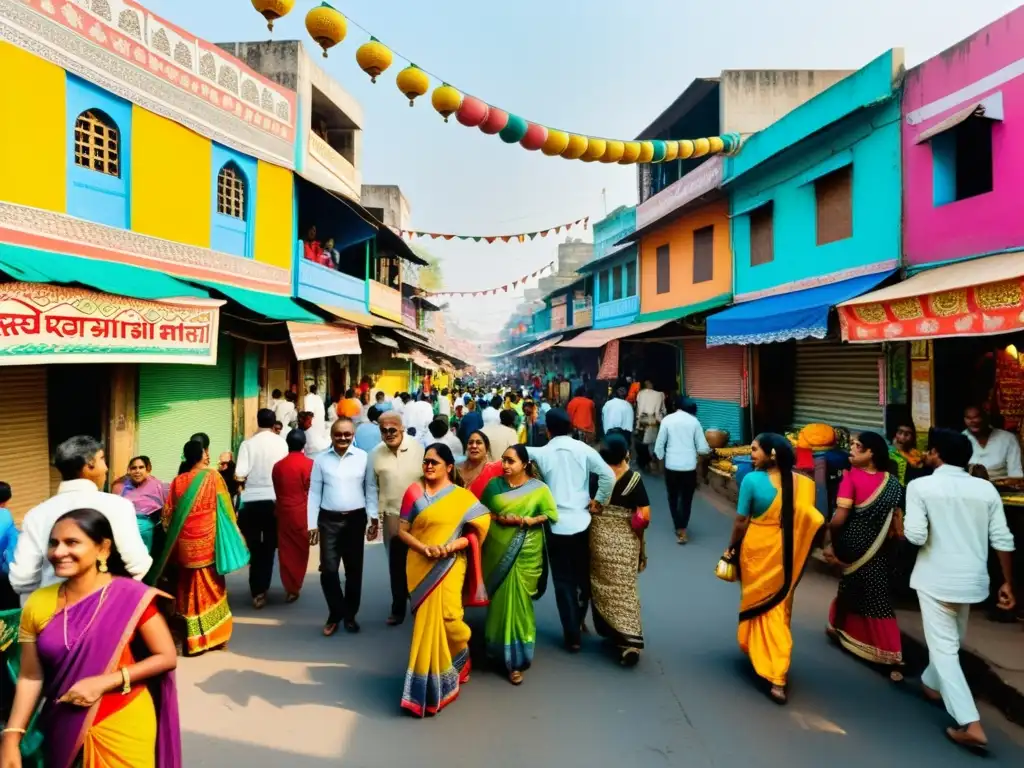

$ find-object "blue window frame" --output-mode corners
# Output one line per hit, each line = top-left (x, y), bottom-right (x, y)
(211, 144), (257, 258)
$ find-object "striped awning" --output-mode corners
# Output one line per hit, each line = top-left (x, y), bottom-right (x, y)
(287, 322), (361, 361)
(518, 335), (562, 356)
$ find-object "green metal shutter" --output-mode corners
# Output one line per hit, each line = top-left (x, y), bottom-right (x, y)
(137, 339), (234, 482)
(792, 339), (884, 433)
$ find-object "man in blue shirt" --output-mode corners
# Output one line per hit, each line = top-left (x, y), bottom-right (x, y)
(354, 406), (383, 452)
(308, 418), (375, 635)
(526, 409), (614, 651)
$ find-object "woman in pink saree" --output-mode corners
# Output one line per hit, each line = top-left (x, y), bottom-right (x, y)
(1, 508), (180, 768)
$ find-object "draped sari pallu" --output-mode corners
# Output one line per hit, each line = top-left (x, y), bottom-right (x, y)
(401, 484), (490, 717)
(828, 472), (904, 667)
(480, 478), (555, 673)
(738, 474), (824, 687)
(38, 578), (181, 768)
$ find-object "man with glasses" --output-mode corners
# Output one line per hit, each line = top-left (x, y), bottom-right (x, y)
(308, 418), (375, 636)
(366, 411), (425, 626)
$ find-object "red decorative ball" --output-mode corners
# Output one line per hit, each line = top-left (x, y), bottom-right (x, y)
(519, 122), (548, 151)
(479, 107), (509, 135)
(456, 96), (489, 127)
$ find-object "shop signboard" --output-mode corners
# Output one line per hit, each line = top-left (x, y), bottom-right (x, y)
(0, 282), (221, 365)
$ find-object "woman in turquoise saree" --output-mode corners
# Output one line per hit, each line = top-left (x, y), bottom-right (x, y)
(480, 445), (557, 685)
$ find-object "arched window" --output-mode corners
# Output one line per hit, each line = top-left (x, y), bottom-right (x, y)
(74, 110), (120, 177)
(216, 163), (246, 220)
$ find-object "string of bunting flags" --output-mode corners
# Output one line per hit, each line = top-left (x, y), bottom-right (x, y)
(391, 216), (589, 244)
(251, 2), (741, 163)
(423, 262), (555, 297)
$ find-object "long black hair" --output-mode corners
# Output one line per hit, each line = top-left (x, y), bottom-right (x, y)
(740, 433), (797, 622)
(179, 440), (206, 475)
(51, 508), (129, 577)
(503, 443), (534, 478)
(857, 430), (897, 474)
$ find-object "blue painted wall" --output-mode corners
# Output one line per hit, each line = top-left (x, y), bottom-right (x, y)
(66, 74), (131, 229)
(532, 307), (551, 335)
(729, 99), (901, 296)
(295, 258), (366, 312)
(210, 143), (257, 258)
(592, 206), (636, 259)
(589, 206), (638, 329)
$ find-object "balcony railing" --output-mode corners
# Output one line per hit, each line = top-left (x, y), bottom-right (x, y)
(309, 132), (359, 196)
(295, 257), (366, 313)
(369, 280), (402, 322)
(594, 294), (638, 327)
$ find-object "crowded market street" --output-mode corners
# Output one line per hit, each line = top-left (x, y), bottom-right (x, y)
(173, 481), (1024, 768)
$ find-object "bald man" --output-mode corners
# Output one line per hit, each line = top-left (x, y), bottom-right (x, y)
(366, 412), (425, 625)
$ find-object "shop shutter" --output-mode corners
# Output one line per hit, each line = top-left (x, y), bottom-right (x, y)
(0, 367), (51, 523)
(137, 341), (234, 482)
(682, 340), (746, 441)
(793, 339), (883, 432)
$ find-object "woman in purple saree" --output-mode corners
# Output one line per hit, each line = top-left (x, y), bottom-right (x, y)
(0, 508), (180, 768)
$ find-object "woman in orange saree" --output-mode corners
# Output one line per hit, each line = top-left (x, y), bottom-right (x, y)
(397, 444), (490, 717)
(723, 433), (824, 704)
(148, 441), (246, 656)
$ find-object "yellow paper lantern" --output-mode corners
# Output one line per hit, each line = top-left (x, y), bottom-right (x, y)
(677, 139), (695, 160)
(252, 0), (295, 31)
(601, 140), (625, 163)
(305, 3), (346, 58)
(691, 137), (711, 158)
(619, 141), (641, 164)
(708, 135), (725, 153)
(396, 64), (429, 106)
(355, 37), (392, 83)
(560, 134), (589, 160)
(637, 141), (655, 163)
(431, 84), (462, 123)
(542, 129), (570, 156)
(662, 141), (679, 163)
(581, 137), (607, 162)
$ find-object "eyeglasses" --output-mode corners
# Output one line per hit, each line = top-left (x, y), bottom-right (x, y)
(422, 458), (444, 468)
(334, 432), (354, 440)
(380, 427), (401, 437)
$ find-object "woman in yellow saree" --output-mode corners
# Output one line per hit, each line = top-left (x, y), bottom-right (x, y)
(723, 433), (824, 704)
(398, 444), (490, 717)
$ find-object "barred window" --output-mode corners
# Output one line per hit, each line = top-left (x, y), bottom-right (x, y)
(74, 110), (119, 177)
(217, 163), (246, 219)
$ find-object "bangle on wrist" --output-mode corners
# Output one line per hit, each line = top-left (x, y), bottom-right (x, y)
(2, 727), (26, 736)
(120, 666), (131, 695)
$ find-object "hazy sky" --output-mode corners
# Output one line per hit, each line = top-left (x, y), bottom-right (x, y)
(148, 0), (1018, 334)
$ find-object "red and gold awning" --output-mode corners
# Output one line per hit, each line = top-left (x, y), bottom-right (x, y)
(838, 252), (1024, 342)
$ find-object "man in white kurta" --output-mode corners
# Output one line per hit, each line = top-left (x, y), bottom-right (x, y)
(904, 428), (1015, 750)
(635, 381), (666, 473)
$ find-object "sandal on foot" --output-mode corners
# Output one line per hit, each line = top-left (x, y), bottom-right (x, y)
(386, 615), (404, 626)
(889, 669), (904, 683)
(285, 593), (299, 604)
(620, 648), (640, 667)
(769, 685), (788, 705)
(323, 622), (339, 637)
(509, 671), (524, 686)
(252, 594), (268, 610)
(945, 726), (988, 753)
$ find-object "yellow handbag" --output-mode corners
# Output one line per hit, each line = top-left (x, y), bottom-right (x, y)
(715, 549), (739, 582)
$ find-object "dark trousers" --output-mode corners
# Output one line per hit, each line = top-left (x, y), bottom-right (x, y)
(388, 536), (409, 620)
(547, 529), (591, 646)
(239, 499), (277, 598)
(318, 508), (367, 623)
(665, 468), (698, 531)
(635, 442), (651, 471)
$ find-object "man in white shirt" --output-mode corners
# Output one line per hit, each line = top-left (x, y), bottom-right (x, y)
(235, 408), (289, 608)
(654, 398), (711, 544)
(963, 405), (1023, 480)
(299, 411), (331, 457)
(308, 417), (375, 635)
(274, 391), (298, 432)
(635, 381), (666, 473)
(482, 409), (519, 461)
(9, 436), (151, 603)
(526, 409), (615, 651)
(601, 386), (635, 436)
(268, 388), (282, 414)
(438, 388), (452, 421)
(428, 417), (463, 457)
(481, 395), (502, 427)
(406, 393), (436, 444)
(904, 428), (1015, 750)
(304, 384), (327, 433)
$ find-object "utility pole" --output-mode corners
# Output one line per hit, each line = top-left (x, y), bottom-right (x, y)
(601, 188), (608, 217)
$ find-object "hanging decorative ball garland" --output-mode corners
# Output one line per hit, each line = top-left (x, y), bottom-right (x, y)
(250, 1), (741, 162)
(393, 216), (589, 245)
(423, 262), (556, 298)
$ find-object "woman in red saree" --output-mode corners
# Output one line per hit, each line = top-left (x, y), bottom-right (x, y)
(148, 441), (247, 656)
(272, 429), (314, 602)
(1, 508), (180, 768)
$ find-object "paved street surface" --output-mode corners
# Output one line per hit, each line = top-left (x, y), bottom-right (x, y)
(176, 477), (1024, 767)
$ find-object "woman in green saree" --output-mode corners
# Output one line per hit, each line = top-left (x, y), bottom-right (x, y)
(480, 445), (557, 685)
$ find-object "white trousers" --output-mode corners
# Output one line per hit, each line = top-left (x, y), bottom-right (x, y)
(918, 591), (980, 725)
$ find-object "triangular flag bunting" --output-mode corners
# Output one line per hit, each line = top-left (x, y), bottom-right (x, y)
(541, 230), (549, 237)
(517, 235), (525, 243)
(503, 285), (508, 292)
(583, 217), (590, 229)
(486, 237), (497, 244)
(566, 223), (573, 231)
(501, 235), (512, 243)
(512, 280), (518, 288)
(473, 237), (482, 242)
(443, 234), (455, 240)
(528, 232), (538, 240)
(555, 226), (562, 234)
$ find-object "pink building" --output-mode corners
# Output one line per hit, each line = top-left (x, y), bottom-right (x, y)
(903, 8), (1024, 266)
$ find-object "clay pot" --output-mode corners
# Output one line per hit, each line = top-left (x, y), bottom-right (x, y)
(705, 429), (730, 449)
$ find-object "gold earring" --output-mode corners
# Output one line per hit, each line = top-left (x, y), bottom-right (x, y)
(98, 557), (108, 573)
(770, 449), (777, 460)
